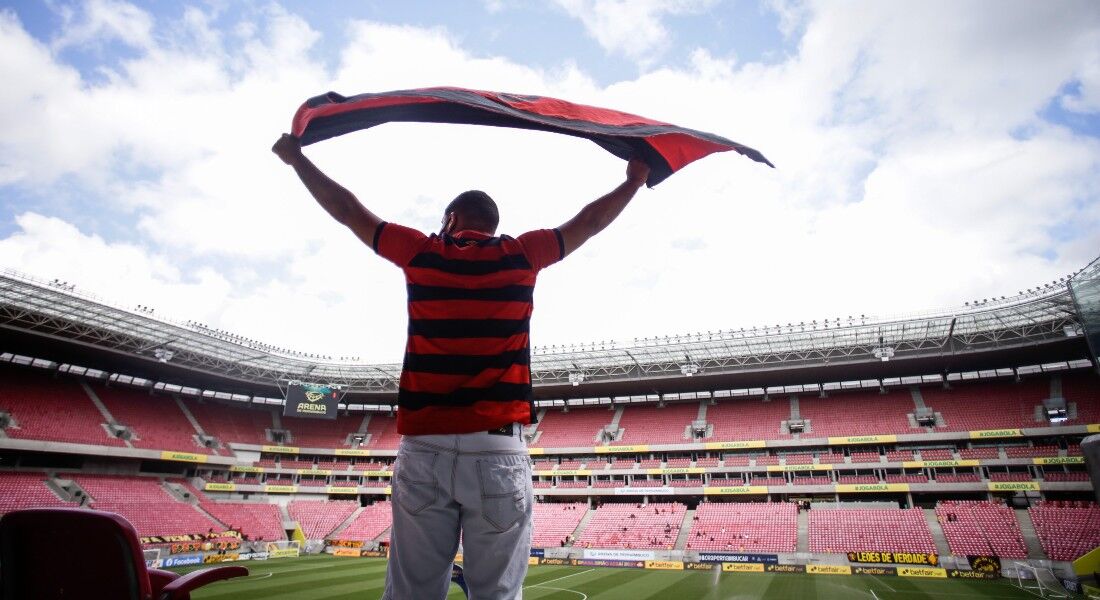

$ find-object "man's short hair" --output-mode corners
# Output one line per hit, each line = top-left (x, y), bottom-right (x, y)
(446, 190), (499, 232)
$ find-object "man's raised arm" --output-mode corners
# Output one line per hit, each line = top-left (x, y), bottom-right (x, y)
(272, 134), (382, 247)
(558, 158), (650, 257)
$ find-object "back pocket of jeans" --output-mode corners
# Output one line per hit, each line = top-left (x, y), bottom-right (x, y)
(394, 452), (438, 515)
(476, 460), (528, 532)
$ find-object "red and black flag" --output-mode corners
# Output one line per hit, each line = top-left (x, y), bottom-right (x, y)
(291, 87), (773, 187)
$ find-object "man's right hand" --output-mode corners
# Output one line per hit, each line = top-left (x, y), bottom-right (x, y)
(272, 134), (303, 166)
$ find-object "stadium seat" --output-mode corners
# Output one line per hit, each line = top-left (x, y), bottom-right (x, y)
(288, 500), (357, 540)
(335, 502), (393, 542)
(613, 403), (698, 445)
(935, 501), (1027, 558)
(1029, 501), (1100, 561)
(574, 503), (685, 550)
(530, 408), (614, 447)
(921, 379), (1047, 431)
(808, 508), (936, 554)
(686, 502), (797, 552)
(798, 389), (916, 436)
(706, 398), (792, 441)
(0, 472), (77, 515)
(531, 503), (587, 548)
(0, 508), (246, 600)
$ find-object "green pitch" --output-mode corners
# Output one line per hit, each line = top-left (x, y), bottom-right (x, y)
(169, 555), (1041, 599)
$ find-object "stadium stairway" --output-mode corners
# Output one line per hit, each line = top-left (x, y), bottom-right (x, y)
(173, 396), (218, 454)
(80, 382), (134, 448)
(567, 506), (596, 546)
(328, 506), (366, 539)
(797, 510), (808, 553)
(674, 509), (695, 550)
(922, 509), (952, 557)
(1015, 509), (1049, 559)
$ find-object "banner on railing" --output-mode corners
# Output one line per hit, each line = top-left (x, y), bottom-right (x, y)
(847, 551), (938, 566)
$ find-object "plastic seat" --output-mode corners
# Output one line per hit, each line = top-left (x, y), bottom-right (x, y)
(0, 508), (246, 600)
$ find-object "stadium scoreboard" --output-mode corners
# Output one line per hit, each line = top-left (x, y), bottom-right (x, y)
(1069, 255), (1100, 368)
(282, 381), (341, 420)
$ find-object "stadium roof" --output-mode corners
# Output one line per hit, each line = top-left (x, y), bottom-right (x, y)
(0, 258), (1094, 402)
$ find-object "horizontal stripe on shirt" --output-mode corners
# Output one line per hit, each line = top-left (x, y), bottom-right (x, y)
(398, 382), (533, 411)
(403, 348), (530, 375)
(407, 252), (532, 275)
(399, 363), (531, 393)
(408, 318), (529, 339)
(404, 267), (537, 289)
(406, 333), (530, 356)
(407, 284), (534, 303)
(409, 300), (533, 321)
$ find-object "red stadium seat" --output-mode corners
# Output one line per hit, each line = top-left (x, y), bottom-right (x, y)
(0, 508), (246, 600)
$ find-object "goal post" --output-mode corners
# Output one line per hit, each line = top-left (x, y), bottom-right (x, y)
(142, 547), (163, 568)
(1011, 562), (1071, 599)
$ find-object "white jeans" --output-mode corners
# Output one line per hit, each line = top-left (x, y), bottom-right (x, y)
(382, 426), (533, 600)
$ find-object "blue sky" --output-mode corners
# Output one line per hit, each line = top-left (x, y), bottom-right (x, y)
(1, 0), (1098, 362)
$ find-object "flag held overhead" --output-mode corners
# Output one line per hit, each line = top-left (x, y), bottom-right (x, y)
(291, 87), (773, 187)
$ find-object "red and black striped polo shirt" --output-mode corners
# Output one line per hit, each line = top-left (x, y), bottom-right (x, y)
(373, 223), (564, 435)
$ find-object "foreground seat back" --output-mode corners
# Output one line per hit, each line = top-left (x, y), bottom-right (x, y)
(0, 507), (151, 600)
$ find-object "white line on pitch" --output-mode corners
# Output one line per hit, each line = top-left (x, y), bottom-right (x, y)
(873, 575), (898, 592)
(532, 585), (588, 599)
(525, 568), (596, 589)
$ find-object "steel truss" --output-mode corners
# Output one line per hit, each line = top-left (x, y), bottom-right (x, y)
(0, 267), (1085, 394)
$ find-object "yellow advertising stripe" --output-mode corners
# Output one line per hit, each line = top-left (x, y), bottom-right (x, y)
(722, 563), (765, 572)
(988, 481), (1039, 492)
(647, 467), (705, 475)
(807, 565), (852, 575)
(360, 470), (393, 478)
(968, 429), (1022, 439)
(383, 486), (392, 495)
(768, 464), (833, 472)
(703, 440), (766, 450)
(527, 448), (546, 455)
(1089, 424), (1100, 433)
(263, 485), (299, 493)
(326, 486), (360, 494)
(297, 468), (332, 475)
(260, 445), (300, 454)
(1032, 456), (1084, 465)
(159, 451), (208, 463)
(902, 460), (979, 468)
(835, 483), (910, 493)
(645, 561), (685, 570)
(230, 465), (264, 473)
(334, 449), (371, 456)
(702, 486), (768, 495)
(898, 567), (947, 578)
(827, 435), (897, 445)
(594, 445), (650, 453)
(204, 482), (236, 492)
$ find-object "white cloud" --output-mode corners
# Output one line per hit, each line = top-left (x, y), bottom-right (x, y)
(0, 2), (1098, 364)
(553, 0), (716, 64)
(52, 0), (155, 51)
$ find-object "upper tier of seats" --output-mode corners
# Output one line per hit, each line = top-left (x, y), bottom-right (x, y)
(2, 366), (1095, 450)
(686, 502), (797, 552)
(0, 368), (125, 447)
(95, 384), (210, 454)
(613, 403), (698, 445)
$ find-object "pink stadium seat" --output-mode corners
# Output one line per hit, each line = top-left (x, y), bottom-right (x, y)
(959, 447), (1000, 460)
(364, 414), (401, 450)
(74, 474), (218, 538)
(783, 454), (814, 465)
(934, 473), (981, 483)
(686, 502), (797, 552)
(0, 367), (125, 447)
(850, 452), (881, 463)
(1029, 501), (1100, 561)
(798, 389), (916, 437)
(790, 476), (831, 485)
(575, 503), (685, 550)
(335, 502), (393, 542)
(988, 472), (1033, 482)
(288, 500), (357, 540)
(0, 472), (77, 515)
(837, 475), (879, 484)
(1043, 472), (1089, 482)
(809, 508), (935, 554)
(94, 385), (209, 454)
(531, 503), (587, 547)
(921, 379), (1047, 431)
(695, 457), (721, 468)
(885, 450), (914, 462)
(817, 452), (845, 464)
(182, 398), (272, 446)
(1004, 446), (1059, 459)
(936, 500), (1026, 558)
(918, 448), (954, 461)
(706, 398), (791, 441)
(531, 408), (613, 447)
(1061, 372), (1100, 424)
(184, 481), (284, 542)
(613, 403), (698, 445)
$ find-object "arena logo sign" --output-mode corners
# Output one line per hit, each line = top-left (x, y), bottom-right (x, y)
(698, 553), (779, 564)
